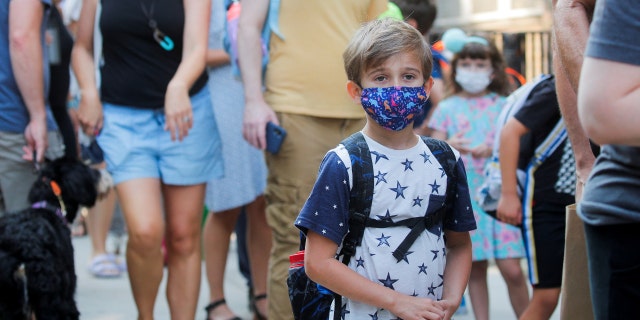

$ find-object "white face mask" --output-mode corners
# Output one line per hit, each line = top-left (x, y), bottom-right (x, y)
(455, 68), (493, 94)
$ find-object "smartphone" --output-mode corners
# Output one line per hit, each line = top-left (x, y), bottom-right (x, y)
(266, 122), (287, 154)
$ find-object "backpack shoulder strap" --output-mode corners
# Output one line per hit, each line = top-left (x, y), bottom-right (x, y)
(339, 132), (374, 265)
(420, 136), (457, 204)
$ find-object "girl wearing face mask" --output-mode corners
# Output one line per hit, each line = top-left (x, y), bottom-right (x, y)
(429, 38), (530, 320)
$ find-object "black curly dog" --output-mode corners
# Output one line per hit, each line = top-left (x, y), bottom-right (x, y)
(0, 157), (108, 319)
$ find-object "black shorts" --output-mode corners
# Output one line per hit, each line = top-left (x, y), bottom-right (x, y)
(521, 210), (566, 288)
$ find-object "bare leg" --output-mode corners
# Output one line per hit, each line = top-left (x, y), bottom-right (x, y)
(520, 287), (560, 320)
(86, 184), (116, 258)
(468, 260), (489, 320)
(496, 258), (530, 317)
(163, 183), (206, 320)
(116, 178), (165, 320)
(203, 206), (241, 319)
(246, 195), (270, 318)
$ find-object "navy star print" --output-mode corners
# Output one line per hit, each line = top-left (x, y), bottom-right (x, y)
(356, 257), (365, 268)
(427, 282), (438, 296)
(370, 151), (389, 164)
(379, 272), (398, 289)
(418, 263), (428, 275)
(402, 158), (413, 171)
(431, 250), (439, 261)
(376, 233), (391, 247)
(428, 180), (441, 194)
(420, 151), (432, 163)
(390, 181), (408, 199)
(376, 210), (397, 222)
(374, 171), (388, 185)
(400, 250), (414, 264)
(412, 196), (423, 207)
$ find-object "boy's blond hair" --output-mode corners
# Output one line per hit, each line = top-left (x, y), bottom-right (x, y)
(343, 18), (433, 85)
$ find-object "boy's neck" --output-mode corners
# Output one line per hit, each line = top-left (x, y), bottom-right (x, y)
(362, 123), (419, 150)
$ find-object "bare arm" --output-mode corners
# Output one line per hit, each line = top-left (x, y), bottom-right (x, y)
(237, 0), (278, 149)
(438, 230), (472, 319)
(71, 0), (101, 136)
(304, 231), (445, 320)
(578, 58), (640, 145)
(9, 0), (48, 161)
(552, 0), (595, 91)
(206, 48), (230, 68)
(552, 0), (596, 200)
(553, 56), (594, 199)
(162, 0), (211, 141)
(497, 118), (529, 226)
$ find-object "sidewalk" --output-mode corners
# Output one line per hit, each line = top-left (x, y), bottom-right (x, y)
(73, 234), (559, 320)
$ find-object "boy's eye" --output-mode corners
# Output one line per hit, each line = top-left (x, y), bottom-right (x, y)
(403, 74), (416, 81)
(374, 75), (387, 82)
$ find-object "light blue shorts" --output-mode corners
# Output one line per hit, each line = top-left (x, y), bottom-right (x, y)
(97, 88), (223, 185)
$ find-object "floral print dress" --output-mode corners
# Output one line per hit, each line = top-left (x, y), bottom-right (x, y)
(429, 92), (525, 261)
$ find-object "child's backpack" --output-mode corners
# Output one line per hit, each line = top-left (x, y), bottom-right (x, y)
(222, 0), (284, 78)
(476, 74), (567, 218)
(287, 132), (458, 320)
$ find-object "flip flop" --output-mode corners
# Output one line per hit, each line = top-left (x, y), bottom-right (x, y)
(88, 253), (121, 278)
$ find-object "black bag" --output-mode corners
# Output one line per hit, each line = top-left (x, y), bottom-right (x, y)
(287, 132), (457, 320)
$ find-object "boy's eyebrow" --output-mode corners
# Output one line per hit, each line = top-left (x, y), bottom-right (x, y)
(365, 66), (422, 77)
(365, 66), (386, 76)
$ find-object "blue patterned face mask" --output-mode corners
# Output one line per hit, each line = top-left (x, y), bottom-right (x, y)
(360, 86), (429, 131)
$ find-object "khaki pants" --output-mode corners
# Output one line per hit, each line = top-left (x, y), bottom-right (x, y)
(265, 113), (364, 320)
(0, 131), (65, 215)
(559, 204), (594, 320)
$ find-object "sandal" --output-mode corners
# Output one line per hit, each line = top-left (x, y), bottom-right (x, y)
(108, 253), (127, 273)
(204, 298), (241, 320)
(251, 293), (267, 320)
(87, 253), (121, 278)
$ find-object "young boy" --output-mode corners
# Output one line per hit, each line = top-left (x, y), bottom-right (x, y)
(294, 19), (476, 320)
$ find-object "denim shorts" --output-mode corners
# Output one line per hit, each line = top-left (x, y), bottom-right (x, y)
(97, 88), (223, 185)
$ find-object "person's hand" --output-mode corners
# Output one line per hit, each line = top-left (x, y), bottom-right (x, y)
(242, 98), (278, 150)
(23, 116), (47, 163)
(447, 132), (471, 154)
(497, 192), (522, 226)
(164, 82), (193, 141)
(435, 298), (459, 320)
(389, 294), (446, 320)
(77, 89), (104, 138)
(470, 144), (492, 159)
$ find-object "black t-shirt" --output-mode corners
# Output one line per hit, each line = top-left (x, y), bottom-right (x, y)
(514, 76), (575, 214)
(100, 0), (207, 109)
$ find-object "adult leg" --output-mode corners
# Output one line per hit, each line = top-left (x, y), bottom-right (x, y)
(468, 260), (489, 320)
(163, 183), (206, 320)
(520, 287), (560, 320)
(117, 178), (165, 320)
(203, 205), (242, 319)
(246, 195), (270, 318)
(496, 257), (529, 317)
(86, 186), (119, 277)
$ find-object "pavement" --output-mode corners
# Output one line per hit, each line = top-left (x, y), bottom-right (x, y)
(73, 233), (560, 320)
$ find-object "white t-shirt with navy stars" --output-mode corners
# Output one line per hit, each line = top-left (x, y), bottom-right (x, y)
(295, 132), (476, 319)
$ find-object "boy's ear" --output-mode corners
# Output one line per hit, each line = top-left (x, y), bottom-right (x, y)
(346, 80), (362, 103)
(424, 76), (435, 96)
